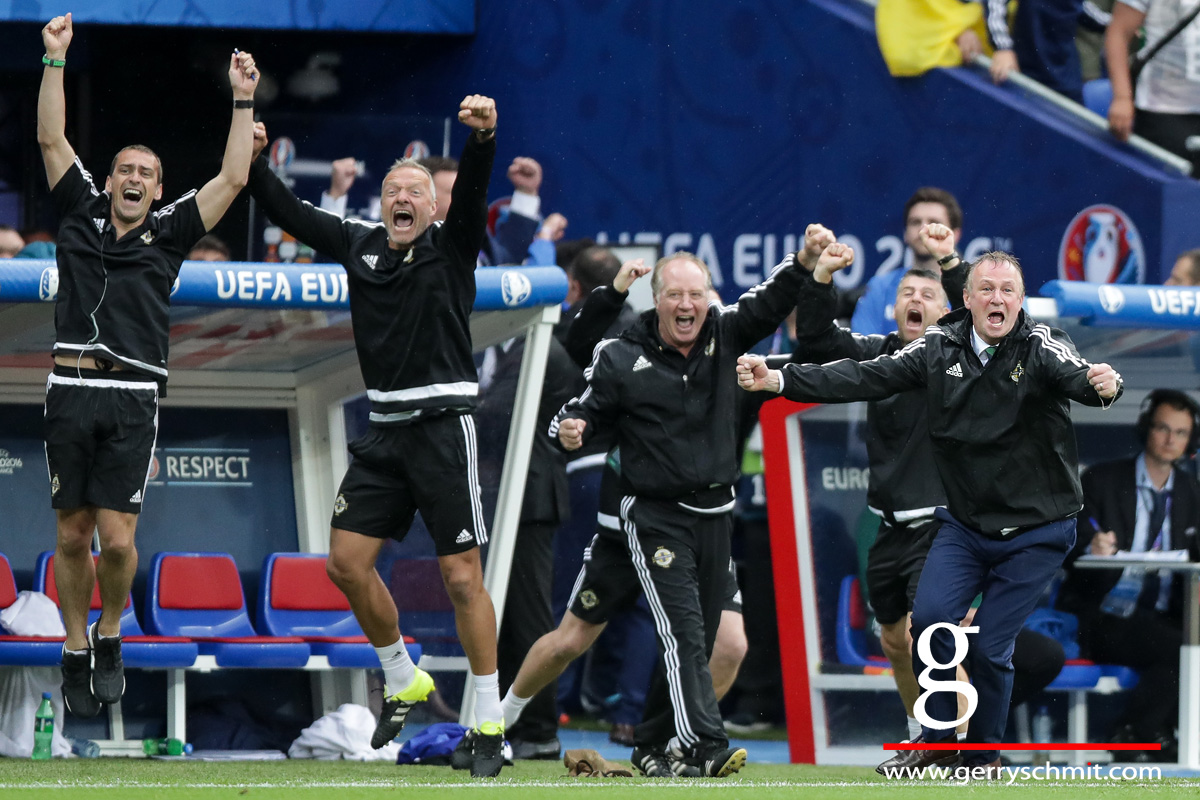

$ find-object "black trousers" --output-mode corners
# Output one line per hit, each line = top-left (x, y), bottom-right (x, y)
(1008, 628), (1066, 710)
(1080, 607), (1182, 741)
(1134, 109), (1200, 176)
(625, 497), (731, 751)
(497, 521), (558, 742)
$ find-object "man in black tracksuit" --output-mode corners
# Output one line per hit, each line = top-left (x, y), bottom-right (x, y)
(38, 12), (260, 720)
(794, 235), (1064, 754)
(552, 239), (827, 777)
(740, 244), (1124, 774)
(247, 96), (508, 778)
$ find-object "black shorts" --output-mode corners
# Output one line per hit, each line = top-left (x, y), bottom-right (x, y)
(44, 367), (159, 514)
(568, 498), (742, 622)
(864, 516), (940, 625)
(331, 414), (487, 556)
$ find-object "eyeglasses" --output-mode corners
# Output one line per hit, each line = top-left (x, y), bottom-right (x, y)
(1151, 422), (1191, 440)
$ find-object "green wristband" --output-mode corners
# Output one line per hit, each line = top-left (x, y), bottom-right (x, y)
(42, 55), (65, 68)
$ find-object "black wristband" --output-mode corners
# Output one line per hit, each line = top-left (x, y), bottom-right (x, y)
(937, 251), (961, 267)
(475, 127), (496, 140)
(233, 99), (254, 110)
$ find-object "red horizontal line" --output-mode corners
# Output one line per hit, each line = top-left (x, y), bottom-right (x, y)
(884, 743), (1160, 751)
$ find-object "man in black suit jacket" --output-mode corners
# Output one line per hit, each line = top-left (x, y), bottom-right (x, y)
(1057, 389), (1200, 758)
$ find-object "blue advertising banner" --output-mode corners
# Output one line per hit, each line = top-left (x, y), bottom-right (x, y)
(0, 405), (298, 595)
(0, 260), (567, 311)
(1043, 280), (1200, 330)
(1, 1), (475, 33)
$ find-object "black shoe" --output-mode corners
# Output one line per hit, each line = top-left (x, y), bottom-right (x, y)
(875, 734), (961, 775)
(61, 648), (102, 718)
(632, 745), (682, 778)
(88, 622), (125, 705)
(510, 737), (561, 760)
(450, 729), (475, 771)
(609, 723), (636, 746)
(686, 742), (748, 777)
(470, 722), (505, 778)
(370, 669), (435, 749)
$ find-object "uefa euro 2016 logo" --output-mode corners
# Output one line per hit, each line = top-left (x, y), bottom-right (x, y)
(38, 266), (59, 302)
(914, 623), (979, 729)
(500, 270), (532, 307)
(1058, 205), (1145, 284)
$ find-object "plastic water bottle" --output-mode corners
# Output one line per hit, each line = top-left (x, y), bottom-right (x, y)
(142, 737), (192, 756)
(1031, 706), (1052, 767)
(69, 738), (100, 758)
(32, 692), (53, 760)
(1100, 568), (1145, 619)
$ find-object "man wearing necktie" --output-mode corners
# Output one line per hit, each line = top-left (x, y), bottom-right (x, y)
(738, 244), (1124, 776)
(1057, 389), (1200, 761)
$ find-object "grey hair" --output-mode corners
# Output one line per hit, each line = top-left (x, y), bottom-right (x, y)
(385, 159), (437, 203)
(965, 251), (1025, 295)
(650, 252), (714, 300)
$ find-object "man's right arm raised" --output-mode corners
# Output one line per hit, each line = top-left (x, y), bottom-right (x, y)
(38, 14), (77, 191)
(248, 122), (350, 261)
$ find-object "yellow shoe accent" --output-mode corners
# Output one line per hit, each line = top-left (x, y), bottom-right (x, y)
(478, 720), (504, 737)
(389, 668), (435, 703)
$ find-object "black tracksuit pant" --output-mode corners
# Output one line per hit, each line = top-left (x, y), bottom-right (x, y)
(623, 496), (731, 751)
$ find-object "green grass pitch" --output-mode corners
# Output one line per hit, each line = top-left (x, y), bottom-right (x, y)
(0, 758), (1196, 799)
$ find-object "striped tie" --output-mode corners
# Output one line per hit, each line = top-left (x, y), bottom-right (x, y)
(984, 346), (996, 364)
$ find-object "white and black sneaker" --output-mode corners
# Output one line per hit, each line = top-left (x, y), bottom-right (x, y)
(633, 745), (700, 778)
(87, 622), (125, 705)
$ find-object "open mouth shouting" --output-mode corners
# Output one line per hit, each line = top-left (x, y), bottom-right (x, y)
(391, 206), (415, 238)
(120, 186), (144, 209)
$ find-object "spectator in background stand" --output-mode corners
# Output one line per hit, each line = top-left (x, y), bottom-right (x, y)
(851, 188), (964, 337)
(0, 225), (24, 258)
(1107, 0), (1200, 174)
(1078, 0), (1116, 83)
(319, 153), (548, 265)
(1012, 0), (1111, 102)
(875, 0), (1018, 83)
(1166, 249), (1200, 285)
(187, 233), (231, 261)
(1056, 389), (1200, 762)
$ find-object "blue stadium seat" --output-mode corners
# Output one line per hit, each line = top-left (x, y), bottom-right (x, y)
(0, 552), (63, 666)
(33, 551), (197, 668)
(145, 552), (309, 668)
(257, 552), (420, 668)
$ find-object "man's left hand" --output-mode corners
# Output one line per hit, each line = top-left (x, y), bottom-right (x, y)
(230, 49), (259, 99)
(508, 157), (542, 194)
(918, 223), (957, 264)
(799, 223), (836, 271)
(1087, 363), (1122, 399)
(459, 95), (497, 132)
(252, 122), (268, 161)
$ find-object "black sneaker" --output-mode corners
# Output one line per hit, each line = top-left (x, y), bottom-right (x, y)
(88, 622), (125, 705)
(633, 745), (685, 778)
(371, 669), (435, 749)
(686, 742), (748, 777)
(61, 648), (102, 718)
(470, 722), (505, 778)
(450, 729), (475, 770)
(510, 737), (561, 760)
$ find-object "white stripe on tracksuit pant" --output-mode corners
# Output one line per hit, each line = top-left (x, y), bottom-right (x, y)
(620, 495), (731, 751)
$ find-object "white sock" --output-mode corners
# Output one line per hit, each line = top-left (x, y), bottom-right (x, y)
(473, 671), (503, 728)
(907, 716), (922, 741)
(956, 731), (968, 742)
(374, 639), (417, 695)
(501, 686), (531, 729)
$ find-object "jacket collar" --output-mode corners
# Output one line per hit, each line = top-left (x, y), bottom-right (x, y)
(936, 306), (1034, 351)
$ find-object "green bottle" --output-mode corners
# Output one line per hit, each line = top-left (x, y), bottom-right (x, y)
(32, 692), (53, 760)
(143, 738), (191, 756)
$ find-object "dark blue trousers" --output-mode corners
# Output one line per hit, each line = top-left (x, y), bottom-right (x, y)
(912, 510), (1075, 765)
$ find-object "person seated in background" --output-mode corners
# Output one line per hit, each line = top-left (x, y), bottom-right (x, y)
(0, 225), (25, 258)
(1166, 249), (1200, 285)
(187, 233), (231, 261)
(851, 187), (964, 337)
(1056, 389), (1200, 761)
(318, 151), (552, 265)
